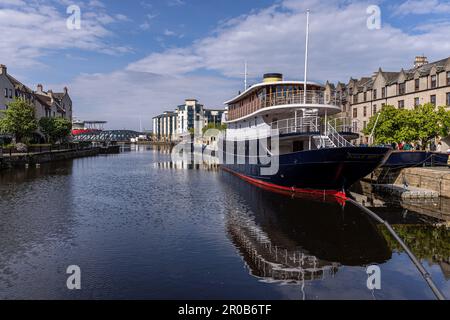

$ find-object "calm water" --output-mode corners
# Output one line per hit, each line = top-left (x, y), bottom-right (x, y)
(0, 146), (448, 300)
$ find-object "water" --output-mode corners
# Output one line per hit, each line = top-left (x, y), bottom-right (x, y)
(0, 147), (448, 299)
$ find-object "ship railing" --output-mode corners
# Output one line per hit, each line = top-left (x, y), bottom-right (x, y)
(326, 121), (354, 148)
(261, 90), (342, 108)
(329, 117), (359, 134)
(270, 116), (320, 135)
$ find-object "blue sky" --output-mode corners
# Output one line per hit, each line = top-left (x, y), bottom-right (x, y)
(1, 0), (450, 129)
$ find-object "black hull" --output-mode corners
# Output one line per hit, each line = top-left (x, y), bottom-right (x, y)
(222, 147), (390, 192)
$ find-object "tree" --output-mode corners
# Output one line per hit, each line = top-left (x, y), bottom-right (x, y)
(0, 98), (37, 143)
(38, 117), (72, 143)
(202, 122), (227, 134)
(363, 103), (450, 147)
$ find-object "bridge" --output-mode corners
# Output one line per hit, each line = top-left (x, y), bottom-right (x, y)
(72, 130), (144, 143)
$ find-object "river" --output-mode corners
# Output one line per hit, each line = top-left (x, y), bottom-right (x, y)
(0, 146), (448, 299)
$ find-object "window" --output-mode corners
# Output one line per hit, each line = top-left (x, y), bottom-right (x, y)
(430, 95), (436, 106)
(9, 89), (12, 98)
(353, 108), (358, 118)
(431, 75), (437, 88)
(415, 79), (420, 91)
(414, 97), (420, 107)
(398, 82), (406, 95)
(363, 106), (367, 117)
(382, 87), (386, 98)
(364, 92), (367, 102)
(398, 100), (405, 109)
(353, 94), (358, 104)
(373, 89), (377, 100)
(373, 104), (377, 114)
(447, 92), (450, 106)
(447, 72), (450, 86)
(4, 88), (7, 98)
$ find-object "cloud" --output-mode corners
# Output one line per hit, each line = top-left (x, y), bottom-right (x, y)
(393, 0), (450, 16)
(66, 0), (450, 128)
(163, 29), (176, 36)
(0, 0), (130, 68)
(167, 0), (185, 7)
(125, 0), (450, 83)
(62, 71), (238, 130)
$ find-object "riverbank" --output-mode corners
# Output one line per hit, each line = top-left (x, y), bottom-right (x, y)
(0, 147), (100, 170)
(366, 167), (450, 198)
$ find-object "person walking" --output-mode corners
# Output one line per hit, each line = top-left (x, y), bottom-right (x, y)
(437, 142), (442, 153)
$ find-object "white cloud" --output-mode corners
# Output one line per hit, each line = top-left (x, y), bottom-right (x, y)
(62, 71), (238, 130)
(65, 0), (450, 128)
(393, 0), (450, 16)
(0, 0), (130, 68)
(163, 29), (176, 36)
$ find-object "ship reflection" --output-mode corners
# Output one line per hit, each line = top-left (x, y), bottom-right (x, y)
(222, 173), (392, 286)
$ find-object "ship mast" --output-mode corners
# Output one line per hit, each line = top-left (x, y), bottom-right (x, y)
(303, 9), (310, 105)
(244, 60), (248, 91)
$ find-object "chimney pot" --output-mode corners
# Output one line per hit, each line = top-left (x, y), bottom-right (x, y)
(37, 84), (43, 92)
(0, 64), (6, 75)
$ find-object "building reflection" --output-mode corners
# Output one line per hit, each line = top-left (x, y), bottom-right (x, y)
(222, 173), (392, 289)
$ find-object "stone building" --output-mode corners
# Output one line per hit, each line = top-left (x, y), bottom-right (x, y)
(328, 56), (450, 147)
(0, 64), (73, 123)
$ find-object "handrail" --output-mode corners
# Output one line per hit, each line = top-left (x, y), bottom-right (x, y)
(270, 116), (320, 135)
(260, 90), (341, 108)
(327, 121), (354, 147)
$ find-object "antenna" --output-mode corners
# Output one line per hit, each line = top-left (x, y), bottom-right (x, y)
(303, 9), (310, 105)
(139, 116), (142, 132)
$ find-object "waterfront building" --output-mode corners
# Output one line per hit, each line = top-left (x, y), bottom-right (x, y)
(152, 99), (225, 141)
(0, 63), (73, 123)
(328, 56), (450, 147)
(152, 111), (177, 142)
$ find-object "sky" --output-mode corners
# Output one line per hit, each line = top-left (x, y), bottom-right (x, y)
(1, 0), (450, 130)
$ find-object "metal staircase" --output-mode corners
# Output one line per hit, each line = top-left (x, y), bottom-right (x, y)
(313, 135), (336, 149)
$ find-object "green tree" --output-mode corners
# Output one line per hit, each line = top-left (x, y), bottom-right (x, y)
(202, 122), (227, 134)
(0, 98), (37, 143)
(38, 117), (72, 143)
(363, 103), (450, 147)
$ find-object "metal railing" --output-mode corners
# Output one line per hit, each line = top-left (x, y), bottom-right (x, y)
(260, 90), (342, 108)
(228, 89), (343, 121)
(270, 116), (320, 135)
(0, 143), (94, 156)
(327, 121), (354, 147)
(269, 116), (354, 148)
(329, 117), (359, 134)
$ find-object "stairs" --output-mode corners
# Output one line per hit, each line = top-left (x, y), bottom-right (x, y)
(313, 135), (336, 149)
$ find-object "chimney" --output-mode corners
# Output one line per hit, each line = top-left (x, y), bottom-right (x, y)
(414, 56), (428, 68)
(63, 86), (68, 94)
(37, 84), (43, 92)
(0, 64), (6, 75)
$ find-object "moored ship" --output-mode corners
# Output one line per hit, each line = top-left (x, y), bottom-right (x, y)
(220, 73), (391, 198)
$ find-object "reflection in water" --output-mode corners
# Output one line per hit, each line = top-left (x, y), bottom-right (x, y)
(222, 173), (392, 288)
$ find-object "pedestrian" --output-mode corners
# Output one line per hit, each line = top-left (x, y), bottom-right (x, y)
(437, 142), (442, 153)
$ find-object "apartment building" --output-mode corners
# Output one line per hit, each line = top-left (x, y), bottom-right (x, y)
(152, 99), (225, 141)
(328, 56), (450, 146)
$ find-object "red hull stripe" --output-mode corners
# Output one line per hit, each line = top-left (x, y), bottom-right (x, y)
(221, 166), (348, 201)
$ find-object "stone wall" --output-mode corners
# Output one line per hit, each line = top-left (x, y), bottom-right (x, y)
(393, 167), (450, 198)
(0, 148), (99, 170)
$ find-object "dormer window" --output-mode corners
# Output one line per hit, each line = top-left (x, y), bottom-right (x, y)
(382, 87), (386, 98)
(373, 89), (377, 100)
(447, 72), (450, 86)
(415, 79), (420, 91)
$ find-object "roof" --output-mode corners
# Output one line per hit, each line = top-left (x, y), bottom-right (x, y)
(6, 74), (33, 93)
(224, 80), (323, 105)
